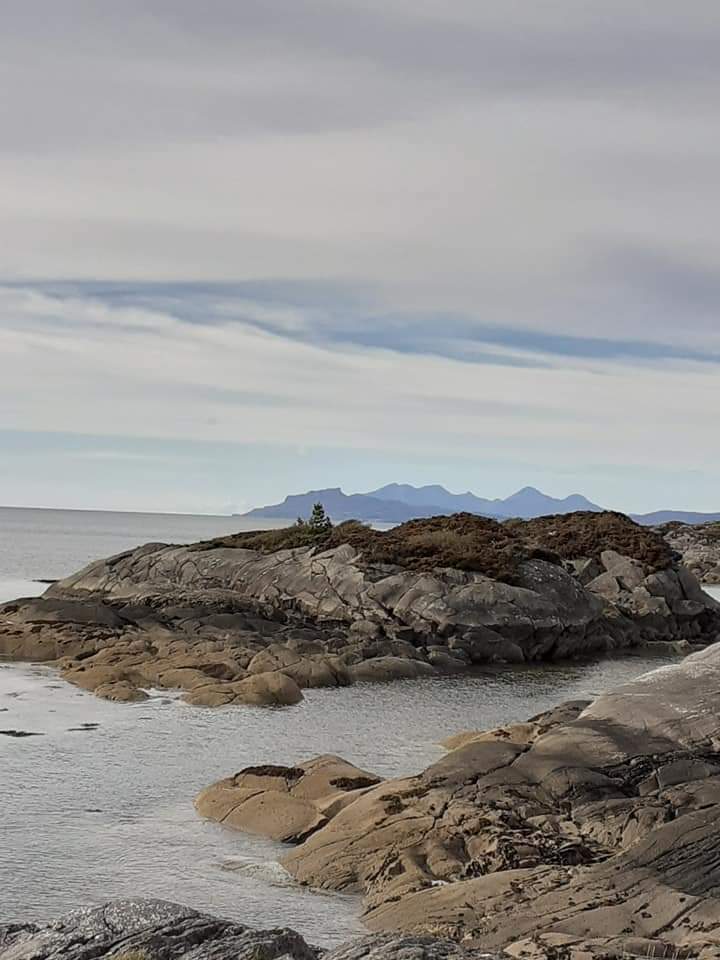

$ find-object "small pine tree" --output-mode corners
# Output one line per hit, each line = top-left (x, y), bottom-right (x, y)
(308, 502), (333, 532)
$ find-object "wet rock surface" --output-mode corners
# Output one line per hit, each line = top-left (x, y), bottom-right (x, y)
(0, 513), (718, 705)
(0, 901), (491, 960)
(197, 644), (720, 958)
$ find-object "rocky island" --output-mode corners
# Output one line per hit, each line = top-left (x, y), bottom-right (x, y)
(0, 512), (718, 705)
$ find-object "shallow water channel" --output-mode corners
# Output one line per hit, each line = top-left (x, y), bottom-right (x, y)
(0, 642), (698, 945)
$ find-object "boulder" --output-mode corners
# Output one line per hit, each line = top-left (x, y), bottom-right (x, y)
(94, 681), (148, 703)
(600, 549), (646, 588)
(349, 657), (435, 683)
(196, 755), (382, 842)
(233, 671), (303, 706)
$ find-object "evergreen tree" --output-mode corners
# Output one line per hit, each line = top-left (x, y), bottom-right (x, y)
(308, 502), (332, 532)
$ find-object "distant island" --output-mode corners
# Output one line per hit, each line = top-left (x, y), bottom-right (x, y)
(238, 483), (720, 526)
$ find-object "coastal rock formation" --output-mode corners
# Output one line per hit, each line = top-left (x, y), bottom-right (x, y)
(0, 900), (487, 960)
(197, 644), (720, 958)
(195, 755), (382, 841)
(1, 513), (718, 704)
(660, 521), (720, 584)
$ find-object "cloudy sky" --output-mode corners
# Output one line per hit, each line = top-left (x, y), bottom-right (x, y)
(2, 1), (719, 514)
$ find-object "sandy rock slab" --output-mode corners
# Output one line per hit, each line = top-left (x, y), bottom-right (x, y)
(0, 900), (491, 960)
(196, 645), (720, 958)
(196, 754), (383, 842)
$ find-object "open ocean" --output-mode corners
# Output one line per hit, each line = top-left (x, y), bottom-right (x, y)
(0, 505), (286, 603)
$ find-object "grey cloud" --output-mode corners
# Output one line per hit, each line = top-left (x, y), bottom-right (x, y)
(595, 245), (720, 331)
(2, 1), (720, 149)
(1, 2), (719, 357)
(10, 281), (720, 367)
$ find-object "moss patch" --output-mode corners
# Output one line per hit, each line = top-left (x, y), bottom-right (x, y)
(195, 511), (673, 582)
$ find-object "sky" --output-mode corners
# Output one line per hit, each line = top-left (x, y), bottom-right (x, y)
(2, 1), (720, 515)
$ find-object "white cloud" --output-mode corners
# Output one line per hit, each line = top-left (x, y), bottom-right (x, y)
(0, 2), (719, 349)
(1, 285), (719, 479)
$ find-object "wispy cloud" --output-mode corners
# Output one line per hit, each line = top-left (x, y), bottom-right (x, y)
(11, 280), (720, 368)
(1, 282), (718, 461)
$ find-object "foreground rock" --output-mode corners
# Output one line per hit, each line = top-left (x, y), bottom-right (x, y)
(195, 755), (383, 842)
(660, 521), (720, 584)
(197, 644), (720, 957)
(1, 513), (718, 705)
(0, 899), (486, 960)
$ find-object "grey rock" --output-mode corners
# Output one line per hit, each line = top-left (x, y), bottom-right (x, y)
(659, 521), (720, 585)
(324, 935), (493, 960)
(1, 530), (719, 706)
(600, 549), (646, 588)
(0, 900), (318, 960)
(585, 571), (622, 601)
(566, 557), (603, 585)
(0, 902), (494, 960)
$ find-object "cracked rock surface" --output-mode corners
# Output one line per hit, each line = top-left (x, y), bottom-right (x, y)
(0, 900), (491, 960)
(196, 645), (720, 958)
(660, 521), (720, 585)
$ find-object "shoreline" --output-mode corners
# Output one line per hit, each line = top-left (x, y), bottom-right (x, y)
(193, 642), (720, 955)
(0, 649), (686, 943)
(3, 516), (720, 952)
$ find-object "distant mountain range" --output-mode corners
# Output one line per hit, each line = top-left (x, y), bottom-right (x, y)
(239, 484), (720, 526)
(367, 483), (602, 519)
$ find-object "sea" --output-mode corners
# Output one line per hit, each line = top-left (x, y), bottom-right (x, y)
(1, 505), (718, 944)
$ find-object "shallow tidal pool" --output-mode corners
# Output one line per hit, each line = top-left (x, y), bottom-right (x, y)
(0, 645), (691, 945)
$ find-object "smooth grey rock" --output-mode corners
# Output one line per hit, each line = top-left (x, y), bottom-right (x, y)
(0, 900), (318, 960)
(43, 541), (720, 658)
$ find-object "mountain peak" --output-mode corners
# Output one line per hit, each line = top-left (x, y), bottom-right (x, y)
(243, 482), (603, 523)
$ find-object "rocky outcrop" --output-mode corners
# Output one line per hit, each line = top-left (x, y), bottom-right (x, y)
(1, 513), (718, 705)
(0, 900), (486, 960)
(196, 644), (720, 958)
(195, 755), (382, 842)
(660, 521), (720, 584)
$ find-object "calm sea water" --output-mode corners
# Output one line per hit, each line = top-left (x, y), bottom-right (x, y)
(0, 505), (286, 598)
(1, 506), (717, 944)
